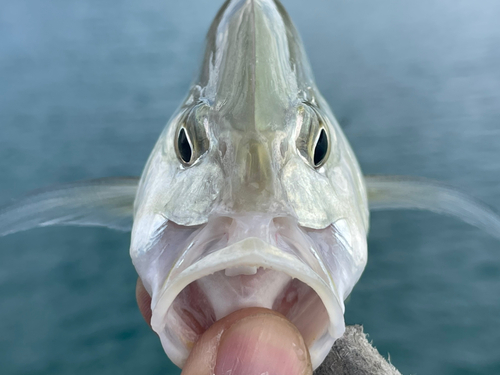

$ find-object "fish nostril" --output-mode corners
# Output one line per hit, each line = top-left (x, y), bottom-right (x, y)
(219, 140), (227, 159)
(280, 138), (288, 159)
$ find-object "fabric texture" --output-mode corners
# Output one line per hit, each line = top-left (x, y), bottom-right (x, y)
(314, 326), (402, 375)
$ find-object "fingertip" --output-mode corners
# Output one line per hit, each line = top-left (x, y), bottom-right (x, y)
(182, 308), (312, 375)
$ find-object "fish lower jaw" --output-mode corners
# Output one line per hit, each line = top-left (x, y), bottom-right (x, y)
(150, 237), (345, 370)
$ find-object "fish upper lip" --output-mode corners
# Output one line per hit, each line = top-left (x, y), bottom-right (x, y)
(150, 236), (344, 369)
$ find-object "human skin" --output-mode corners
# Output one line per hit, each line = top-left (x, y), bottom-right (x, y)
(135, 278), (312, 375)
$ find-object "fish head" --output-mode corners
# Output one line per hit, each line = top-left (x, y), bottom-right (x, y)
(130, 0), (369, 369)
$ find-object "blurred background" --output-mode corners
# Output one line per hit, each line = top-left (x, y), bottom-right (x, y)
(1, 0), (499, 374)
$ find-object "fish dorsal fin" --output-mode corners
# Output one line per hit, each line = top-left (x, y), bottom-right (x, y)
(366, 175), (500, 239)
(0, 177), (139, 236)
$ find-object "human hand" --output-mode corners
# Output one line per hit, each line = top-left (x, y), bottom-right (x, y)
(136, 278), (312, 375)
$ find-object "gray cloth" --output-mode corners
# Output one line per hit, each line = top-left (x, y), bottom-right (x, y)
(314, 326), (402, 375)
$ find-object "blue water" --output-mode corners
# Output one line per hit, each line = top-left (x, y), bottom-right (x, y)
(1, 1), (499, 374)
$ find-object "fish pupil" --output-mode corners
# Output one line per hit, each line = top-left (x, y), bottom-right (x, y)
(178, 128), (192, 164)
(314, 128), (328, 167)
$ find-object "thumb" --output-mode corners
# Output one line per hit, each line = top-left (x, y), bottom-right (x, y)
(182, 307), (312, 375)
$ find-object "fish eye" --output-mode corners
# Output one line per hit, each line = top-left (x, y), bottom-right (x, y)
(177, 127), (193, 164)
(174, 104), (210, 166)
(295, 104), (332, 169)
(313, 128), (329, 167)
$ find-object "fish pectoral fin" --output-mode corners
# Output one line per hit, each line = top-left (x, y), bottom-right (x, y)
(365, 175), (500, 239)
(0, 177), (139, 236)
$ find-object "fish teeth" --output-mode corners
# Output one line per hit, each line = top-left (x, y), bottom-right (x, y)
(224, 265), (258, 276)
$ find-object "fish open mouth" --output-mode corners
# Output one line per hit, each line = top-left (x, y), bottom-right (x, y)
(167, 268), (330, 349)
(150, 236), (345, 369)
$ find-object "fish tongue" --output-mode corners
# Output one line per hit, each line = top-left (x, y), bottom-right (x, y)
(196, 267), (292, 321)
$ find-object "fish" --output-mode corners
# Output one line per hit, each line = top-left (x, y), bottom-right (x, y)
(1, 0), (499, 370)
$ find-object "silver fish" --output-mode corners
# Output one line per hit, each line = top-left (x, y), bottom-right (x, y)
(1, 0), (499, 370)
